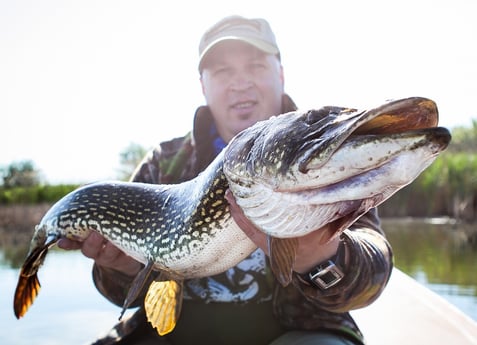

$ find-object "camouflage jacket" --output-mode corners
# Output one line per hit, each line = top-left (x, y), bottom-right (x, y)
(92, 94), (393, 344)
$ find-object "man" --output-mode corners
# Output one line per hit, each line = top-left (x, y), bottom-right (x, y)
(59, 15), (393, 345)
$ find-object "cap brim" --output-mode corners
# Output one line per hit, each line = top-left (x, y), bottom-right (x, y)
(198, 36), (279, 71)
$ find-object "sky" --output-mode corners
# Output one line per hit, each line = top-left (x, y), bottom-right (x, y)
(1, 0), (476, 184)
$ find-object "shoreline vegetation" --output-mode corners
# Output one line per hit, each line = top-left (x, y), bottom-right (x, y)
(1, 148), (476, 222)
(0, 181), (477, 267)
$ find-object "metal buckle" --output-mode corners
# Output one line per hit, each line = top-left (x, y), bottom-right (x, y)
(308, 260), (344, 289)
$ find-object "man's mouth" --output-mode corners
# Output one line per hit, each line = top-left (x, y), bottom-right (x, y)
(231, 101), (256, 110)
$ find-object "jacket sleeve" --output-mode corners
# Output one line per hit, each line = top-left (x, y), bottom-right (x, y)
(291, 207), (393, 312)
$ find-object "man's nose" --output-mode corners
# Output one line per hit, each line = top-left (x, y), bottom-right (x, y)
(229, 73), (253, 91)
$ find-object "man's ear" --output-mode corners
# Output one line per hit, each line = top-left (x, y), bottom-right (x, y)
(200, 75), (206, 96)
(279, 64), (285, 90)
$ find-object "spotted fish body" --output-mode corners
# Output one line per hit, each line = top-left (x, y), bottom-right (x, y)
(13, 154), (257, 329)
(14, 97), (451, 334)
(26, 155), (255, 279)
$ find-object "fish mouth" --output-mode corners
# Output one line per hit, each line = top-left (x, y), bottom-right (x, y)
(297, 97), (449, 174)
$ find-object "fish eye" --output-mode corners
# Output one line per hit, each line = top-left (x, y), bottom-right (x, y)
(305, 108), (330, 124)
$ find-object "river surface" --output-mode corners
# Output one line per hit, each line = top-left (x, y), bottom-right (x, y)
(0, 219), (476, 344)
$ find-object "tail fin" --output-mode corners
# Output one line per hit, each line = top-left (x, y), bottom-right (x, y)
(14, 244), (52, 318)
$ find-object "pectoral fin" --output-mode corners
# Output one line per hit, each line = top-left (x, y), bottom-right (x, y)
(268, 237), (298, 287)
(144, 279), (183, 336)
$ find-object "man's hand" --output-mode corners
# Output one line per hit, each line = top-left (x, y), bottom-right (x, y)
(58, 232), (142, 277)
(225, 189), (340, 274)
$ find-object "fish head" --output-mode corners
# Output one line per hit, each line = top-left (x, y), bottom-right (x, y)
(223, 97), (451, 238)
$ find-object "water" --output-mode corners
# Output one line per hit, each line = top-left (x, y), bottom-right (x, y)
(0, 219), (475, 344)
(383, 218), (477, 321)
(0, 250), (138, 345)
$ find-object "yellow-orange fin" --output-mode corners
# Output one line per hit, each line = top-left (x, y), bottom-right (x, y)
(144, 279), (183, 336)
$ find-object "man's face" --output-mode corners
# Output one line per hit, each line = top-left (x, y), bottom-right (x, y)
(200, 41), (284, 142)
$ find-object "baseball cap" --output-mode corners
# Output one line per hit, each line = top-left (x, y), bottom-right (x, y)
(198, 15), (280, 71)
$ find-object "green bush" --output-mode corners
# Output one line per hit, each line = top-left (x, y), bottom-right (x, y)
(0, 184), (78, 205)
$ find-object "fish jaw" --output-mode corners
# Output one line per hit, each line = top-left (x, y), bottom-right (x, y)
(275, 126), (451, 192)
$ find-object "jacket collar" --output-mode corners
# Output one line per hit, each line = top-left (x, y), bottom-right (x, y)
(191, 93), (298, 150)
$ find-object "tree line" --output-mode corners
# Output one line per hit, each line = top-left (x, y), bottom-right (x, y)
(1, 122), (476, 222)
(0, 142), (146, 204)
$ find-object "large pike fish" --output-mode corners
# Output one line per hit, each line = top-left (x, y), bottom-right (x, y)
(13, 97), (450, 335)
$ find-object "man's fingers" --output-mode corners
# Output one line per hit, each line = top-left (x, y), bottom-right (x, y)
(97, 241), (123, 263)
(81, 232), (108, 259)
(225, 189), (268, 251)
(57, 238), (83, 250)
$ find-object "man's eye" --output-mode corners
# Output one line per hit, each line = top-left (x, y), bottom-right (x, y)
(251, 63), (266, 71)
(214, 67), (230, 75)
